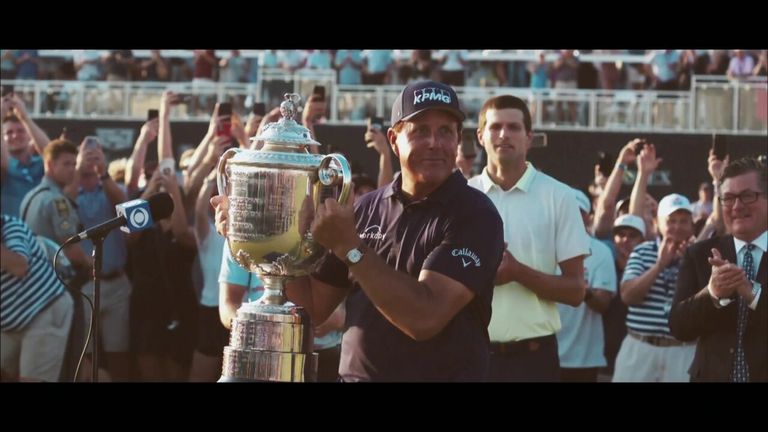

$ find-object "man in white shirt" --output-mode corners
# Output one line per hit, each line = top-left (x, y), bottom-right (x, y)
(557, 189), (617, 382)
(726, 50), (755, 79)
(468, 95), (590, 381)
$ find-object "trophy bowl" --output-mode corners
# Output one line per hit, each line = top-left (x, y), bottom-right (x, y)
(216, 94), (351, 382)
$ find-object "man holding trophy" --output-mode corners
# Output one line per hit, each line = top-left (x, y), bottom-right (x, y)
(213, 81), (504, 381)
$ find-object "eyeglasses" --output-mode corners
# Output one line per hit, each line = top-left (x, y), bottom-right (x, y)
(719, 191), (763, 207)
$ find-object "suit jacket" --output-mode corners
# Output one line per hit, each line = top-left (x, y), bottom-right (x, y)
(669, 235), (767, 382)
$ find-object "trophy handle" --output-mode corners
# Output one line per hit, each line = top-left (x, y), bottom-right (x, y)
(318, 153), (352, 205)
(217, 147), (241, 197)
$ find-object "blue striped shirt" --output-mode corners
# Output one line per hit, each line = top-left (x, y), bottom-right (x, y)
(1, 214), (65, 331)
(621, 239), (680, 337)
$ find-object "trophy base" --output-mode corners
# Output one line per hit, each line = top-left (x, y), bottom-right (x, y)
(220, 349), (318, 382)
(220, 279), (317, 382)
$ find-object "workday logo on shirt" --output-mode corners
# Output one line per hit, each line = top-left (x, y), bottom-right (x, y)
(452, 248), (481, 268)
(359, 225), (386, 241)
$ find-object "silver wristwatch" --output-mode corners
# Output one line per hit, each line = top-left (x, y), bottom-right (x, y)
(345, 245), (365, 266)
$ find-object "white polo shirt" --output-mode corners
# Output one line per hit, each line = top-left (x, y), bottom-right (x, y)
(469, 162), (590, 342)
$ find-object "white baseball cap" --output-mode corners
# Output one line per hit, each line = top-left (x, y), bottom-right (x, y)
(657, 193), (693, 220)
(612, 214), (646, 237)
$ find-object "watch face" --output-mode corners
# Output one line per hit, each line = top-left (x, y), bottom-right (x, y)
(347, 248), (363, 264)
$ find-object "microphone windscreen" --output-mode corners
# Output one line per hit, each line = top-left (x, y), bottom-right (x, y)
(148, 192), (174, 220)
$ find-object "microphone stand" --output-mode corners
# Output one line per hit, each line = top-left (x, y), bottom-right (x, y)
(90, 234), (105, 382)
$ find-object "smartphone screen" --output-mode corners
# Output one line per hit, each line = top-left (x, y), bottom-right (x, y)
(368, 117), (384, 132)
(83, 136), (101, 150)
(172, 94), (190, 105)
(252, 102), (266, 116)
(218, 102), (233, 117)
(460, 138), (477, 158)
(147, 109), (159, 121)
(312, 85), (326, 101)
(217, 121), (232, 137)
(712, 134), (728, 161)
(217, 103), (233, 137)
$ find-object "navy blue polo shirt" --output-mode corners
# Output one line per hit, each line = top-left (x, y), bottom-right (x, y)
(313, 170), (504, 381)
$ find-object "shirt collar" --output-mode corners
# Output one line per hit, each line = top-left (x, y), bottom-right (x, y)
(733, 230), (768, 254)
(381, 172), (400, 199)
(40, 175), (63, 194)
(477, 161), (537, 193)
(380, 171), (465, 205)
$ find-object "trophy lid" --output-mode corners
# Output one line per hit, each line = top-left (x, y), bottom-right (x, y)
(252, 93), (320, 148)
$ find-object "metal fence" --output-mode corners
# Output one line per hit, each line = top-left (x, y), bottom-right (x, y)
(3, 74), (766, 135)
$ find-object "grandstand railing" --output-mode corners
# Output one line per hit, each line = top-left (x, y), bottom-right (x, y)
(35, 49), (653, 64)
(3, 75), (766, 135)
(691, 75), (768, 133)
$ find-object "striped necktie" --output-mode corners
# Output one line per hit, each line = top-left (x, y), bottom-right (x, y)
(731, 243), (755, 383)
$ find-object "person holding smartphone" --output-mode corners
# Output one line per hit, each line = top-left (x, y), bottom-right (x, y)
(67, 134), (135, 381)
(455, 137), (477, 179)
(364, 117), (394, 187)
(216, 102), (233, 138)
(128, 90), (197, 381)
(244, 103), (265, 141)
(1, 92), (52, 218)
(299, 90), (327, 154)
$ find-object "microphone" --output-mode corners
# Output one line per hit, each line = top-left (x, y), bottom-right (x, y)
(70, 192), (174, 244)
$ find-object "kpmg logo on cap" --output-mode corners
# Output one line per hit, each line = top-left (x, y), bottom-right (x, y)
(452, 248), (480, 268)
(413, 87), (452, 105)
(672, 196), (686, 206)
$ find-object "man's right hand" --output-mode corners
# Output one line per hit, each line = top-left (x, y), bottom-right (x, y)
(637, 142), (662, 175)
(139, 119), (159, 145)
(708, 150), (729, 182)
(0, 94), (11, 119)
(707, 248), (745, 299)
(656, 236), (683, 269)
(204, 135), (230, 164)
(142, 168), (167, 197)
(5, 94), (29, 121)
(302, 97), (327, 126)
(617, 139), (640, 166)
(365, 129), (389, 155)
(494, 242), (520, 285)
(211, 195), (229, 238)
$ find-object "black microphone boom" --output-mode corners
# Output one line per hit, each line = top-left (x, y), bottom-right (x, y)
(70, 192), (174, 244)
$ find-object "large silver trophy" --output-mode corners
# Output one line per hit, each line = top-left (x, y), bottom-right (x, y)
(216, 94), (351, 382)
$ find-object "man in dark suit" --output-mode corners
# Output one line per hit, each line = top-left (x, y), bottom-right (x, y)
(669, 157), (767, 382)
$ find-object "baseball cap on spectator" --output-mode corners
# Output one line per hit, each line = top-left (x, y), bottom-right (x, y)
(390, 80), (465, 126)
(612, 214), (646, 238)
(657, 193), (693, 219)
(615, 197), (631, 217)
(572, 188), (592, 214)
